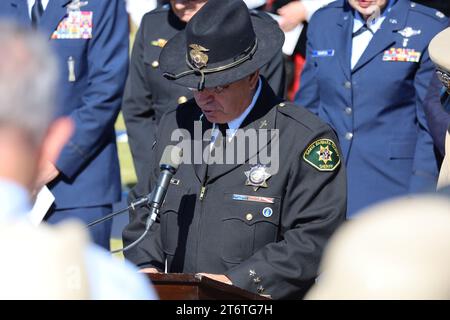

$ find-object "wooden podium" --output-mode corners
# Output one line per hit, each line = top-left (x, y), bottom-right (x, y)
(148, 273), (269, 300)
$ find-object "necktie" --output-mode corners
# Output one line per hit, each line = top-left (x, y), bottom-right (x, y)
(352, 24), (374, 38)
(31, 0), (44, 28)
(217, 123), (228, 138)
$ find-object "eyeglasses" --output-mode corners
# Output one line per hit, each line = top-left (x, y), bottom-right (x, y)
(188, 84), (230, 94)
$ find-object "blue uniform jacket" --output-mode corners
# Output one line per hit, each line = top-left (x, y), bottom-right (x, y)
(296, 0), (448, 217)
(0, 0), (128, 208)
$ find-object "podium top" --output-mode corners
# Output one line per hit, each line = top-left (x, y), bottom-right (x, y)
(148, 273), (270, 300)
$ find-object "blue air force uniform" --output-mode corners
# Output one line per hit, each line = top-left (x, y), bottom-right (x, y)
(296, 0), (448, 217)
(0, 0), (129, 247)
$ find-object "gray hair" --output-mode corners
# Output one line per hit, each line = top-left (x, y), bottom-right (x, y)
(0, 21), (58, 145)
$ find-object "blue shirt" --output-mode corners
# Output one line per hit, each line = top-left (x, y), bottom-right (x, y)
(0, 179), (157, 299)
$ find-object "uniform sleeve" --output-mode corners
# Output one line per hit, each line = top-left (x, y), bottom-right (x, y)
(56, 0), (129, 179)
(225, 125), (346, 299)
(423, 72), (450, 157)
(122, 17), (158, 186)
(409, 37), (446, 192)
(294, 18), (320, 114)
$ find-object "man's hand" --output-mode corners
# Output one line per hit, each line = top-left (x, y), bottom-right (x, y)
(277, 1), (307, 32)
(32, 161), (60, 198)
(197, 273), (232, 285)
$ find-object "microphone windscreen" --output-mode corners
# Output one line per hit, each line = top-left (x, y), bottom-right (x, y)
(160, 145), (183, 169)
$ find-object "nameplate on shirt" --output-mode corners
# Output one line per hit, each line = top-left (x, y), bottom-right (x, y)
(382, 48), (421, 63)
(51, 11), (93, 39)
(312, 50), (335, 58)
(232, 194), (275, 204)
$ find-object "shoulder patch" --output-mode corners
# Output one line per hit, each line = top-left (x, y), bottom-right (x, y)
(303, 138), (341, 171)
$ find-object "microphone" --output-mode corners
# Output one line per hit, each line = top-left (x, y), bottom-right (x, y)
(144, 145), (183, 230)
(87, 145), (183, 230)
(88, 145), (183, 254)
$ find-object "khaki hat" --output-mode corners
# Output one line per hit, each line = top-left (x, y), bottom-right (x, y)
(0, 221), (90, 299)
(429, 27), (450, 92)
(305, 195), (450, 300)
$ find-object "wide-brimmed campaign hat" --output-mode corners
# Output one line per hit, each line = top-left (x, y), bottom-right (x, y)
(429, 27), (450, 92)
(159, 0), (284, 90)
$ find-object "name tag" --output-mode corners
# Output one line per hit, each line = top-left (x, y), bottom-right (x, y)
(312, 50), (335, 58)
(383, 48), (421, 63)
(51, 11), (93, 39)
(232, 194), (275, 204)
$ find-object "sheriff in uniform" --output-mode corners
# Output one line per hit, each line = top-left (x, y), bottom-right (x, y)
(0, 0), (129, 248)
(122, 0), (286, 195)
(123, 0), (346, 299)
(296, 0), (448, 217)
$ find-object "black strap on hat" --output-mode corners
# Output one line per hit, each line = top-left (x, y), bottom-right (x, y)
(163, 39), (258, 91)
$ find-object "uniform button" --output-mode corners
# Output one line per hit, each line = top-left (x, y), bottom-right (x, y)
(344, 81), (352, 89)
(246, 213), (253, 221)
(178, 96), (188, 104)
(253, 277), (261, 283)
(345, 132), (353, 140)
(257, 286), (265, 294)
(249, 270), (256, 277)
(345, 107), (352, 115)
(279, 102), (286, 107)
(151, 60), (159, 68)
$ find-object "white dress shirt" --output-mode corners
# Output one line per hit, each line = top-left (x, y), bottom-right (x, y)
(27, 0), (49, 18)
(351, 0), (396, 69)
(211, 77), (262, 147)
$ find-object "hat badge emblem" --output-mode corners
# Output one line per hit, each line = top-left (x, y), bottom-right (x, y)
(189, 44), (209, 69)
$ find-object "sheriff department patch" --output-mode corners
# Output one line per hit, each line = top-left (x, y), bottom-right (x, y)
(303, 138), (340, 171)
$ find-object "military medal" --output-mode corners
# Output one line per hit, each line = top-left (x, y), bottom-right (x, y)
(53, 1), (92, 39)
(383, 48), (421, 63)
(151, 39), (168, 48)
(245, 165), (271, 191)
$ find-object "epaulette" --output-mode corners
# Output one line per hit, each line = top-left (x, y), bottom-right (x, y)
(145, 4), (170, 16)
(276, 101), (326, 132)
(409, 2), (447, 21)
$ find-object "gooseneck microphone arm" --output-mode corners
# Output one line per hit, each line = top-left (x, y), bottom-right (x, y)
(108, 145), (183, 254)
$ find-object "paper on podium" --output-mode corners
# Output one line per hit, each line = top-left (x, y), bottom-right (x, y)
(27, 186), (55, 226)
(267, 13), (304, 56)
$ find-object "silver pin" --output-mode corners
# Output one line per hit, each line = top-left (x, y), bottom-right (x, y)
(389, 19), (398, 24)
(68, 56), (76, 82)
(402, 38), (409, 47)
